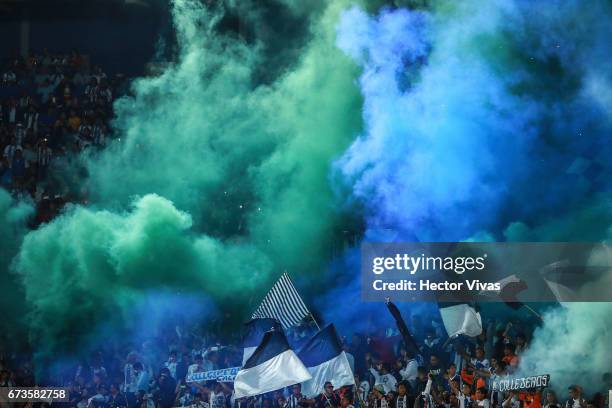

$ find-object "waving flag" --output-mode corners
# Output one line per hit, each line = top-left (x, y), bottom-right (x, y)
(234, 329), (311, 398)
(252, 272), (311, 329)
(539, 260), (579, 304)
(439, 302), (482, 338)
(297, 324), (354, 398)
(385, 300), (421, 357)
(242, 318), (282, 365)
(479, 275), (528, 309)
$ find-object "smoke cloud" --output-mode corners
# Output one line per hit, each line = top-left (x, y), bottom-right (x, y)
(0, 190), (33, 348)
(335, 0), (611, 391)
(518, 302), (611, 393)
(336, 0), (611, 242)
(10, 0), (363, 360)
(0, 0), (609, 388)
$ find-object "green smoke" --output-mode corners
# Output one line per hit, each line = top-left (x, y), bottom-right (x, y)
(505, 199), (612, 392)
(17, 194), (271, 353)
(0, 190), (34, 349)
(13, 0), (363, 358)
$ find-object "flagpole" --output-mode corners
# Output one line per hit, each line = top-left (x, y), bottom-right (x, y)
(309, 313), (321, 331)
(322, 392), (333, 408)
(282, 270), (321, 331)
(353, 380), (366, 408)
(521, 304), (543, 322)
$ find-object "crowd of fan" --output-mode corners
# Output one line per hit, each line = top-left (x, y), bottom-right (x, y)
(0, 50), (121, 225)
(0, 316), (610, 408)
(0, 49), (609, 408)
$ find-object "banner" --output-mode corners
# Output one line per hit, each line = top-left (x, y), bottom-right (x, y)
(491, 374), (550, 392)
(186, 367), (240, 383)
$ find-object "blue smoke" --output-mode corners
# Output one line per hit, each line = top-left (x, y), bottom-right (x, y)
(335, 1), (612, 242)
(331, 0), (612, 392)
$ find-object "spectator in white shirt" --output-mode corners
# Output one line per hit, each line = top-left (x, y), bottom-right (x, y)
(458, 383), (473, 408)
(123, 352), (139, 393)
(164, 351), (178, 380)
(188, 355), (209, 376)
(471, 346), (490, 370)
(370, 362), (397, 394)
(475, 387), (491, 408)
(566, 386), (586, 408)
(399, 355), (419, 388)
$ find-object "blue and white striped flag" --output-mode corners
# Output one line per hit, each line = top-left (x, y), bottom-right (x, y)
(297, 324), (354, 398)
(252, 273), (311, 329)
(234, 329), (311, 398)
(242, 318), (282, 365)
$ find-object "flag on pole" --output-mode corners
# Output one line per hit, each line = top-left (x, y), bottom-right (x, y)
(234, 329), (312, 398)
(438, 303), (482, 338)
(297, 324), (354, 398)
(252, 272), (311, 329)
(539, 260), (579, 304)
(479, 274), (528, 310)
(543, 279), (577, 303)
(242, 318), (282, 365)
(385, 300), (421, 357)
(497, 275), (528, 308)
